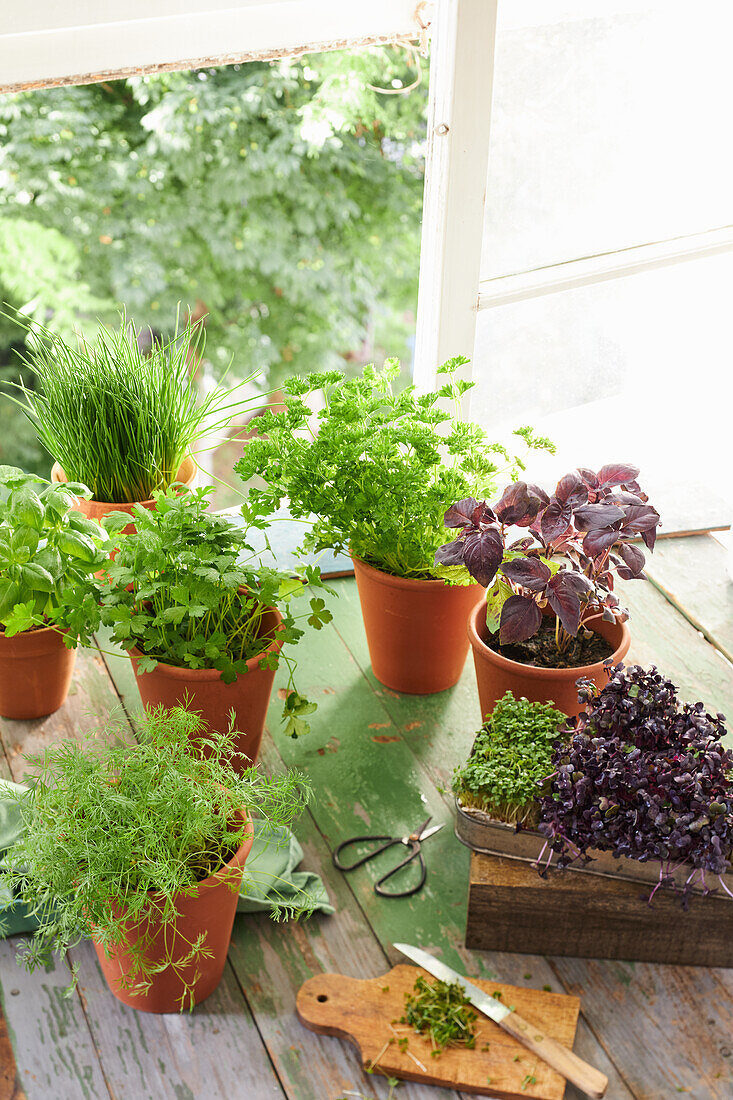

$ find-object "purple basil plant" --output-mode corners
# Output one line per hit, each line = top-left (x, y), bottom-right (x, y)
(537, 665), (733, 905)
(435, 464), (661, 653)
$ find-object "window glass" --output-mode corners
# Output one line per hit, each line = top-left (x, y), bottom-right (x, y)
(481, 1), (733, 280)
(471, 251), (733, 524)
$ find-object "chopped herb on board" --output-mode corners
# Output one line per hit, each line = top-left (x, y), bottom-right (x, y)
(401, 976), (477, 1057)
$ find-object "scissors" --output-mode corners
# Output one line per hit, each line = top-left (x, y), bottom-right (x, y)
(332, 816), (445, 898)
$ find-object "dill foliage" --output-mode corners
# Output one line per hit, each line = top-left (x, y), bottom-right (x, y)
(236, 358), (553, 580)
(6, 707), (310, 998)
(453, 692), (564, 826)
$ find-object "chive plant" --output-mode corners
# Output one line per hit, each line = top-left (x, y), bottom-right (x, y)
(6, 311), (263, 503)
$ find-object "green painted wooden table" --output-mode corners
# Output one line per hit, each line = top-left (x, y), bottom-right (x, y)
(0, 534), (732, 1100)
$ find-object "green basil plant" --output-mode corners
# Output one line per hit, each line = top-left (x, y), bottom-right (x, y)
(0, 465), (107, 638)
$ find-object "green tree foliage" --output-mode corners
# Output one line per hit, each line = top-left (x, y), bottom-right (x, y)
(0, 49), (425, 380)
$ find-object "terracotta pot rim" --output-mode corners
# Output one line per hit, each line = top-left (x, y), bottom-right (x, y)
(350, 553), (482, 592)
(467, 599), (631, 679)
(51, 454), (196, 509)
(102, 809), (253, 922)
(0, 623), (72, 656)
(130, 602), (284, 681)
(177, 809), (253, 895)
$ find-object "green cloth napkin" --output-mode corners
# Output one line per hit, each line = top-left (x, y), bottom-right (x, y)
(0, 778), (333, 938)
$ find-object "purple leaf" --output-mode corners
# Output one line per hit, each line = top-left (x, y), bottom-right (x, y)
(621, 504), (660, 550)
(618, 543), (646, 576)
(546, 574), (582, 635)
(573, 503), (626, 530)
(577, 468), (599, 489)
(444, 498), (481, 528)
(541, 498), (573, 543)
(493, 482), (541, 526)
(583, 527), (622, 557)
(500, 556), (551, 591)
(462, 527), (503, 587)
(434, 539), (467, 567)
(499, 594), (543, 644)
(554, 471), (589, 508)
(596, 463), (640, 488)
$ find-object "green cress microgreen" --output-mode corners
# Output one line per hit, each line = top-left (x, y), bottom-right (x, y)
(235, 357), (554, 581)
(5, 706), (311, 1009)
(0, 464), (107, 638)
(401, 975), (478, 1056)
(60, 486), (332, 737)
(453, 692), (564, 827)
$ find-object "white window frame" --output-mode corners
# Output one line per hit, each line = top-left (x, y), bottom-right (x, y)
(413, 0), (733, 403)
(0, 2), (424, 93)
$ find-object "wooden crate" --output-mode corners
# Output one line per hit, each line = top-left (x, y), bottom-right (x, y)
(466, 852), (733, 967)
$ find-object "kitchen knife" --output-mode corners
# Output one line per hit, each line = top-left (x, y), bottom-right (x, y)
(393, 942), (607, 1099)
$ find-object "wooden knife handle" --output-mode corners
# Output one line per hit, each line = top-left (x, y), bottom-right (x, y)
(500, 1010), (608, 1098)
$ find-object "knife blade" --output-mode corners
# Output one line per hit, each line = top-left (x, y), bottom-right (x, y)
(393, 943), (608, 1099)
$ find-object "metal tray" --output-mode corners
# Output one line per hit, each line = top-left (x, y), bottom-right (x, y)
(454, 798), (733, 896)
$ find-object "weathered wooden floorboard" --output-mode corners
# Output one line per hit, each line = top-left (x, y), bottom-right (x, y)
(644, 534), (733, 665)
(228, 735), (463, 1100)
(260, 588), (636, 1100)
(69, 941), (286, 1100)
(550, 958), (733, 1099)
(0, 942), (111, 1100)
(619, 578), (733, 722)
(0, 647), (135, 783)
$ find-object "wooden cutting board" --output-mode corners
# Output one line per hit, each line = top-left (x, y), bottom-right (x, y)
(296, 964), (580, 1099)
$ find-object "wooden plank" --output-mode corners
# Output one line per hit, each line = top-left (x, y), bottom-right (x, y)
(0, 646), (135, 782)
(69, 941), (285, 1100)
(466, 853), (733, 968)
(0, 942), (111, 1100)
(551, 959), (733, 1100)
(619, 577), (733, 727)
(644, 534), (733, 664)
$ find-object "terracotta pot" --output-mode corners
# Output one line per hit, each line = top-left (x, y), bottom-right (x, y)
(0, 626), (76, 719)
(130, 605), (283, 768)
(51, 454), (197, 529)
(467, 601), (631, 719)
(94, 814), (253, 1013)
(351, 555), (485, 695)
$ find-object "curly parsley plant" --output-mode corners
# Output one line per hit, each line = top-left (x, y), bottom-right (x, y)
(236, 357), (554, 580)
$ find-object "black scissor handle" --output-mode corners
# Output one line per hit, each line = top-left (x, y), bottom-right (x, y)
(332, 834), (397, 871)
(374, 843), (426, 898)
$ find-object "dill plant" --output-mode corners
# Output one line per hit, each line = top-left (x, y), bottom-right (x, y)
(453, 692), (564, 827)
(6, 706), (310, 1005)
(6, 311), (262, 503)
(236, 357), (554, 580)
